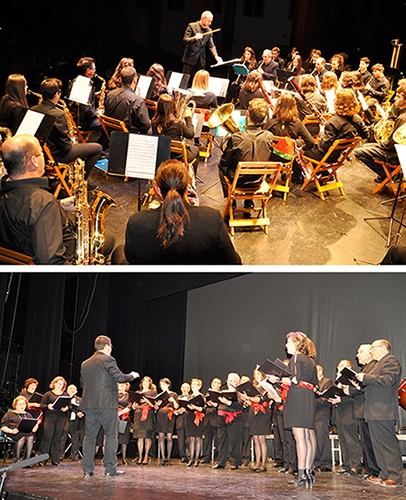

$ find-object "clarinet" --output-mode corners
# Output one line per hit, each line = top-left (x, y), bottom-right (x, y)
(287, 76), (327, 125)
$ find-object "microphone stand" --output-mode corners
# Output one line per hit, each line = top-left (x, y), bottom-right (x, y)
(0, 453), (49, 498)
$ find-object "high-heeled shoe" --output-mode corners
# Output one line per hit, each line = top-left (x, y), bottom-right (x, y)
(186, 460), (193, 467)
(306, 469), (315, 485)
(122, 458), (128, 465)
(194, 460), (199, 467)
(288, 474), (310, 487)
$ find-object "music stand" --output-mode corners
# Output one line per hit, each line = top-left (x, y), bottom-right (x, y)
(364, 144), (406, 246)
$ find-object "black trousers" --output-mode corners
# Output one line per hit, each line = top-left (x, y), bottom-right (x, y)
(314, 419), (332, 468)
(216, 413), (243, 467)
(358, 418), (379, 477)
(40, 411), (68, 464)
(56, 143), (102, 179)
(368, 419), (403, 483)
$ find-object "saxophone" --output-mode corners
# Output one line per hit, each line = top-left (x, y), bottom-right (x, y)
(95, 74), (106, 115)
(72, 159), (117, 265)
(57, 98), (78, 143)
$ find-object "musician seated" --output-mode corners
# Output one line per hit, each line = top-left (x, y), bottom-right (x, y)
(354, 80), (406, 181)
(264, 93), (314, 182)
(0, 135), (114, 264)
(152, 94), (199, 169)
(218, 97), (274, 204)
(296, 75), (328, 136)
(32, 78), (103, 179)
(358, 57), (373, 85)
(0, 74), (29, 132)
(305, 89), (368, 162)
(146, 63), (170, 101)
(362, 63), (390, 123)
(229, 47), (258, 101)
(258, 49), (278, 81)
(238, 70), (264, 110)
(189, 70), (218, 109)
(1, 395), (40, 462)
(122, 159), (241, 265)
(313, 57), (327, 88)
(104, 67), (151, 135)
(271, 46), (285, 70)
(67, 57), (102, 131)
(286, 54), (305, 77)
(108, 57), (134, 90)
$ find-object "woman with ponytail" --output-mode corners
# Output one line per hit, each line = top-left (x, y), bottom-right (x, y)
(123, 159), (241, 264)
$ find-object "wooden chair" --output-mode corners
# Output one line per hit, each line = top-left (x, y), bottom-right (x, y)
(372, 160), (403, 195)
(98, 115), (128, 142)
(0, 247), (34, 265)
(300, 137), (361, 200)
(222, 161), (284, 235)
(67, 111), (95, 143)
(42, 144), (73, 197)
(144, 99), (157, 115)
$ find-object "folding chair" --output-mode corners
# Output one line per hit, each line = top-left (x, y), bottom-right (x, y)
(98, 114), (128, 142)
(67, 111), (95, 143)
(0, 247), (34, 265)
(222, 161), (283, 235)
(300, 137), (361, 200)
(42, 144), (73, 197)
(372, 160), (402, 195)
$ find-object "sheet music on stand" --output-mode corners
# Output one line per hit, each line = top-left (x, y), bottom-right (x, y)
(166, 71), (190, 92)
(14, 109), (56, 142)
(395, 144), (406, 177)
(208, 76), (229, 98)
(68, 75), (92, 105)
(136, 75), (155, 100)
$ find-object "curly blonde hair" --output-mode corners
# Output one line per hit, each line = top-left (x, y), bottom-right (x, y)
(334, 89), (359, 117)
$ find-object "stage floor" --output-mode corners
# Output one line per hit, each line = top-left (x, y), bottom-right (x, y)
(4, 459), (404, 500)
(89, 140), (405, 266)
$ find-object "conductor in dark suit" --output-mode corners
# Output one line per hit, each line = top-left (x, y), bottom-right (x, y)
(80, 335), (139, 477)
(182, 11), (222, 78)
(356, 339), (403, 488)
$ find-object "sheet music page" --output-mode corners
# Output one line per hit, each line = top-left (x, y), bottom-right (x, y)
(168, 72), (183, 91)
(68, 75), (92, 105)
(395, 144), (406, 178)
(136, 75), (153, 99)
(15, 110), (44, 136)
(325, 89), (336, 114)
(208, 76), (230, 97)
(125, 134), (159, 179)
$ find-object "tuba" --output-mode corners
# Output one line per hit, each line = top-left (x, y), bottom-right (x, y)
(71, 159), (117, 265)
(207, 103), (240, 150)
(173, 88), (197, 120)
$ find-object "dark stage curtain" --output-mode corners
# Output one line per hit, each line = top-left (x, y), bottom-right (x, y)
(19, 274), (66, 390)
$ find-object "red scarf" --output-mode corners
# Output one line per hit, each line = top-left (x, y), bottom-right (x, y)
(193, 411), (205, 426)
(251, 401), (269, 415)
(218, 409), (242, 424)
(141, 405), (152, 421)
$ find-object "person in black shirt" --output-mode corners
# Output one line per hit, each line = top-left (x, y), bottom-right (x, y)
(104, 67), (151, 135)
(0, 134), (75, 264)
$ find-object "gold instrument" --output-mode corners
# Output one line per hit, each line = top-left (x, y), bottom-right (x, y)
(71, 158), (117, 265)
(374, 103), (395, 144)
(173, 88), (197, 120)
(27, 89), (43, 103)
(207, 103), (240, 150)
(390, 39), (403, 69)
(95, 74), (106, 114)
(57, 98), (77, 142)
(393, 122), (406, 144)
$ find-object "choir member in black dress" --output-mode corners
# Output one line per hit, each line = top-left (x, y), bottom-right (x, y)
(1, 396), (40, 461)
(108, 58), (134, 90)
(132, 376), (157, 465)
(190, 70), (218, 109)
(175, 382), (190, 463)
(19, 378), (42, 418)
(117, 382), (132, 465)
(155, 378), (179, 465)
(240, 369), (272, 472)
(212, 372), (244, 470)
(269, 332), (318, 486)
(239, 375), (252, 467)
(0, 74), (29, 132)
(39, 376), (70, 466)
(201, 377), (221, 464)
(184, 378), (205, 467)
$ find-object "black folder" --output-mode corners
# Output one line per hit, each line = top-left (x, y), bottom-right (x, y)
(258, 358), (293, 378)
(177, 394), (205, 408)
(207, 389), (237, 404)
(336, 366), (359, 386)
(316, 386), (345, 399)
(51, 395), (72, 410)
(18, 417), (40, 434)
(235, 381), (260, 397)
(28, 392), (43, 404)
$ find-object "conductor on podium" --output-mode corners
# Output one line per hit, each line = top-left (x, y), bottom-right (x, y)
(182, 11), (223, 78)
